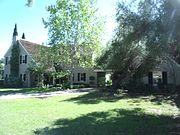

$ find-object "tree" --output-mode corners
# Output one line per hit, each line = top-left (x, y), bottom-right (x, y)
(8, 43), (21, 87)
(0, 59), (3, 80)
(97, 0), (158, 89)
(43, 0), (104, 86)
(98, 0), (180, 90)
(26, 0), (34, 7)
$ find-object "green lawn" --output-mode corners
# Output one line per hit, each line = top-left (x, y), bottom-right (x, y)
(0, 87), (62, 95)
(0, 90), (179, 135)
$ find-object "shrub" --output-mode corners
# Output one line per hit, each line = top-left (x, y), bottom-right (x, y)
(98, 77), (105, 87)
(0, 80), (4, 88)
(106, 80), (112, 86)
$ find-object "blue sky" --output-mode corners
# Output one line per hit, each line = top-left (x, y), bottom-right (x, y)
(0, 0), (118, 59)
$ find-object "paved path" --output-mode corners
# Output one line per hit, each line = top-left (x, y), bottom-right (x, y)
(0, 88), (95, 99)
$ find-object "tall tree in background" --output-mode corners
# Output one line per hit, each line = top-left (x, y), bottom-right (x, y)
(43, 0), (104, 86)
(43, 0), (104, 68)
(0, 59), (3, 79)
(97, 0), (158, 89)
(98, 0), (180, 89)
(26, 0), (34, 7)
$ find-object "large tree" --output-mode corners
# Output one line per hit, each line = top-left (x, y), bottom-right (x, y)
(97, 0), (157, 89)
(98, 0), (180, 89)
(43, 0), (103, 67)
(42, 0), (104, 86)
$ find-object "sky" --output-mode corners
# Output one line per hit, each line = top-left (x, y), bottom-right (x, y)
(0, 0), (118, 59)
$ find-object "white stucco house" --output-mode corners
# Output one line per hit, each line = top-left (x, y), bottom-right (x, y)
(3, 24), (101, 87)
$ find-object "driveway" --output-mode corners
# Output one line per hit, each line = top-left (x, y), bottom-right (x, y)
(0, 88), (95, 99)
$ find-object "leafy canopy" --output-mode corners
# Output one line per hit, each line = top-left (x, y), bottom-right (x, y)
(43, 0), (104, 68)
(97, 0), (180, 88)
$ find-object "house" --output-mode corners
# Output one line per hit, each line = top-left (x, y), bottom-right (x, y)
(3, 24), (99, 87)
(142, 57), (180, 87)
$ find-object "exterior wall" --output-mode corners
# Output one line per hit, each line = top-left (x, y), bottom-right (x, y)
(4, 41), (33, 87)
(72, 66), (97, 86)
(3, 45), (12, 81)
(18, 43), (32, 87)
(4, 41), (98, 87)
(142, 58), (180, 86)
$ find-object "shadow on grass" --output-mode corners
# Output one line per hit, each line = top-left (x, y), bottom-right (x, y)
(63, 91), (121, 104)
(0, 87), (62, 96)
(147, 93), (180, 108)
(34, 108), (180, 135)
(63, 90), (180, 108)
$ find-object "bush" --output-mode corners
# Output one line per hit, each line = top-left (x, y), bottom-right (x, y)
(106, 80), (112, 86)
(0, 80), (4, 87)
(62, 82), (71, 89)
(6, 76), (22, 88)
(98, 77), (105, 87)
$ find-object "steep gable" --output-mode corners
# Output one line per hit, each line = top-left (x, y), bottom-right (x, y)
(19, 39), (40, 55)
(19, 39), (42, 61)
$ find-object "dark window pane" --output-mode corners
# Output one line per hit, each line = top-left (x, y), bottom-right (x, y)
(162, 71), (167, 85)
(148, 72), (153, 85)
(78, 73), (80, 81)
(25, 55), (27, 64)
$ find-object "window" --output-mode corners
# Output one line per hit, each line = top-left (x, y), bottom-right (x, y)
(20, 55), (22, 64)
(162, 71), (167, 85)
(20, 74), (26, 81)
(5, 57), (8, 65)
(23, 74), (26, 81)
(20, 74), (22, 80)
(5, 74), (8, 79)
(24, 55), (27, 63)
(20, 55), (27, 64)
(9, 57), (11, 64)
(23, 55), (27, 64)
(78, 73), (86, 82)
(148, 72), (153, 85)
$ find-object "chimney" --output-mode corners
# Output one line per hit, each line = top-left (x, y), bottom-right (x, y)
(22, 33), (25, 39)
(12, 24), (18, 43)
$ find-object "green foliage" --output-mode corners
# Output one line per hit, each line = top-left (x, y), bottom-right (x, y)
(8, 43), (21, 87)
(26, 0), (33, 7)
(0, 59), (3, 80)
(0, 91), (179, 135)
(10, 43), (20, 77)
(43, 0), (104, 68)
(50, 71), (70, 79)
(7, 75), (22, 88)
(98, 77), (105, 87)
(106, 80), (112, 86)
(98, 0), (180, 89)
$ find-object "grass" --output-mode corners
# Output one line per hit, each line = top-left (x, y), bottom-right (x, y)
(0, 87), (62, 95)
(0, 89), (179, 135)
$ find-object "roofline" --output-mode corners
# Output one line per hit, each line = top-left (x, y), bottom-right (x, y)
(4, 42), (13, 57)
(18, 40), (36, 62)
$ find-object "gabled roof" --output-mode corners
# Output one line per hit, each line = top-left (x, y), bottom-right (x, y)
(19, 39), (41, 56)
